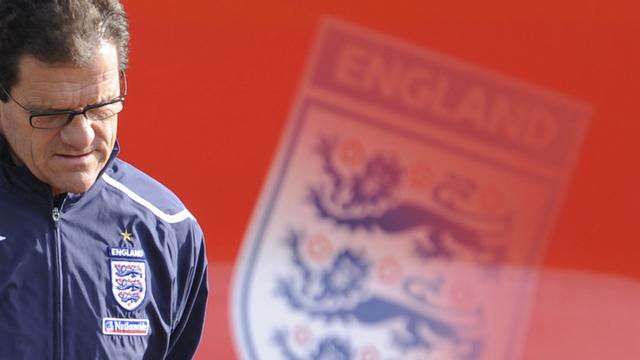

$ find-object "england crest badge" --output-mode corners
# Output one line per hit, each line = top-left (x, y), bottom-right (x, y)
(231, 18), (589, 360)
(111, 260), (146, 311)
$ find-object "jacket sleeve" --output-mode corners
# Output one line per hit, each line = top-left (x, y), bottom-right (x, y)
(166, 221), (209, 360)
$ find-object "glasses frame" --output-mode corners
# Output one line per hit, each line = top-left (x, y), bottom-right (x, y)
(0, 70), (127, 129)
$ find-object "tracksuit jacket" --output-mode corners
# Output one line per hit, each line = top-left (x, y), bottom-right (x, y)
(0, 136), (208, 359)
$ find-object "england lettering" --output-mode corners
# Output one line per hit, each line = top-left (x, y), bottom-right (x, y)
(109, 247), (145, 259)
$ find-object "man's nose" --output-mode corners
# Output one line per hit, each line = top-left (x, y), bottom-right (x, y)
(59, 114), (95, 148)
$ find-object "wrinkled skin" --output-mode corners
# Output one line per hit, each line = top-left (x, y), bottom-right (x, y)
(0, 42), (120, 195)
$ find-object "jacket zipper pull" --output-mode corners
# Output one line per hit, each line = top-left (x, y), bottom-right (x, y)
(52, 207), (61, 222)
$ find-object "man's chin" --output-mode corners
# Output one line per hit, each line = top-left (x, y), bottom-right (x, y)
(51, 176), (99, 195)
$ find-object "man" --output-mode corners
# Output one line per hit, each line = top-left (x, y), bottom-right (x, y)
(0, 1), (208, 359)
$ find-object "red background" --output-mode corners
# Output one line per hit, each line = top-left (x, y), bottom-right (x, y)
(119, 0), (640, 358)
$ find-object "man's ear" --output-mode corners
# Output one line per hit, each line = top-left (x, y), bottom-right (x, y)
(0, 102), (4, 131)
(0, 100), (6, 134)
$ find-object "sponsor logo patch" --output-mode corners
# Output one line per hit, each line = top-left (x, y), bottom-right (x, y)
(108, 247), (145, 259)
(102, 318), (149, 336)
(111, 260), (146, 311)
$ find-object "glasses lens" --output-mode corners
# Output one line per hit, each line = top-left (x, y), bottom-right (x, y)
(30, 113), (71, 129)
(85, 100), (124, 121)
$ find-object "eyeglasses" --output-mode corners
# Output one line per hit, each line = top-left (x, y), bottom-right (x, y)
(0, 71), (127, 130)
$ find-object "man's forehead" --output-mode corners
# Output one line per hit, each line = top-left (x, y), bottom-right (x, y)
(14, 44), (120, 108)
(18, 60), (118, 89)
(20, 42), (117, 74)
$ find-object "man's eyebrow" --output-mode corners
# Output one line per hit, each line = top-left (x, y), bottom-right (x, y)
(27, 95), (120, 113)
(24, 103), (59, 113)
(32, 108), (72, 114)
(26, 102), (72, 113)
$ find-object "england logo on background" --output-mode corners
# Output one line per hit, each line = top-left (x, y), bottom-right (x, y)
(111, 260), (146, 311)
(231, 18), (589, 360)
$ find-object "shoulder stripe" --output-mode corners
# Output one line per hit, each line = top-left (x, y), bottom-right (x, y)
(101, 173), (195, 224)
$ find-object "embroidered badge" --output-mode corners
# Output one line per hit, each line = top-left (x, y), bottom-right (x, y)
(111, 260), (146, 311)
(102, 318), (149, 336)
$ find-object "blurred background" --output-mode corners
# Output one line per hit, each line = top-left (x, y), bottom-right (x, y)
(119, 0), (640, 358)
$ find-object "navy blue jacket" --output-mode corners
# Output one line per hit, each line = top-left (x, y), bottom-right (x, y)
(0, 137), (208, 359)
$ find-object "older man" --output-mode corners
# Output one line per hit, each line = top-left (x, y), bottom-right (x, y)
(0, 1), (208, 359)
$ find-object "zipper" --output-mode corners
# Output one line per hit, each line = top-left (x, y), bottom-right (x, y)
(52, 204), (63, 360)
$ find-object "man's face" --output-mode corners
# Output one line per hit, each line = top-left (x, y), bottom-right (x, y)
(0, 42), (121, 195)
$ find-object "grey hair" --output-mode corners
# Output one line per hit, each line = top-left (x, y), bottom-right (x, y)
(0, 0), (130, 101)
